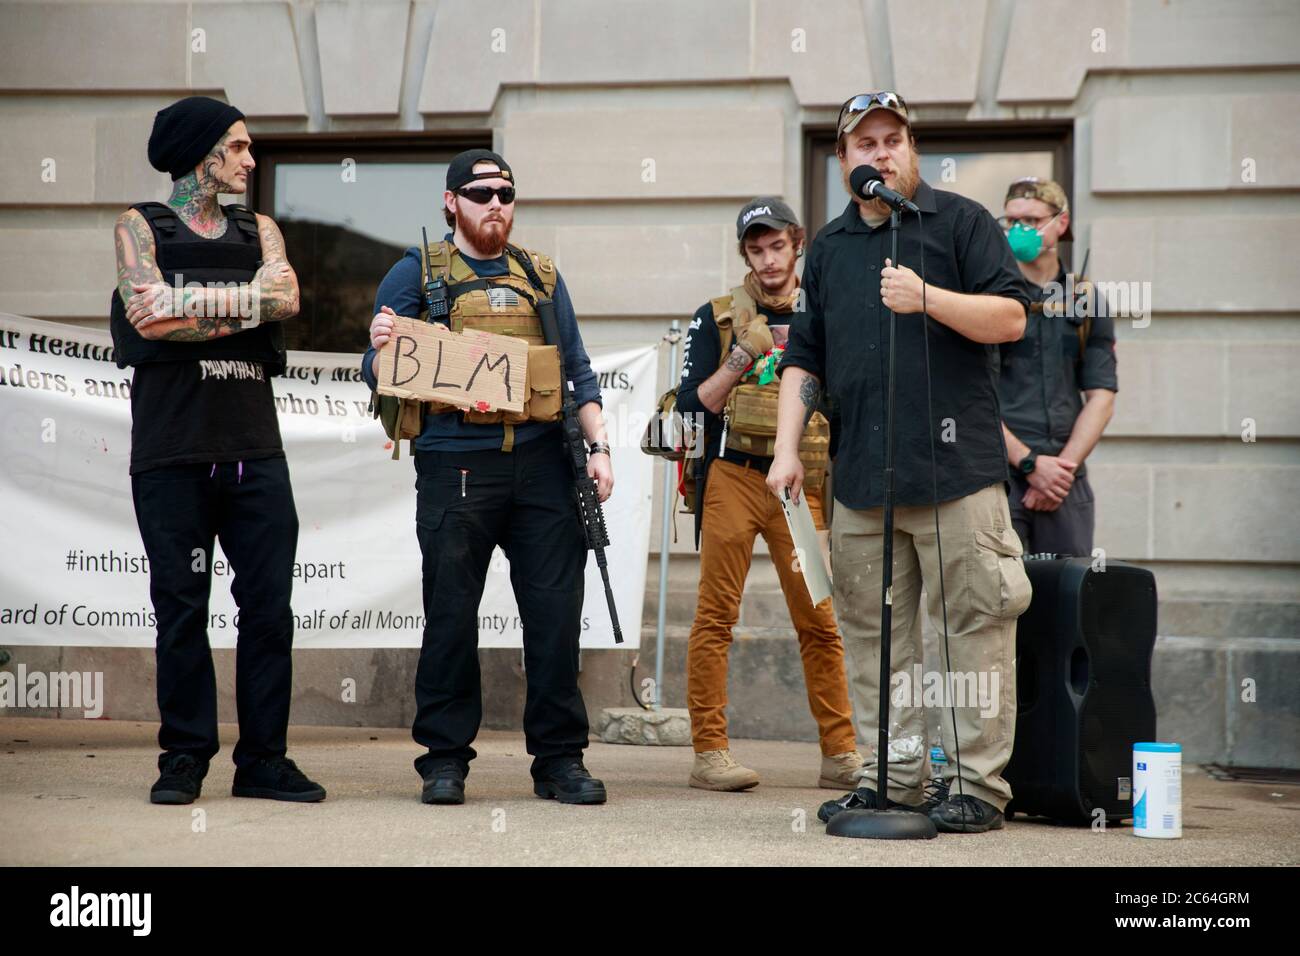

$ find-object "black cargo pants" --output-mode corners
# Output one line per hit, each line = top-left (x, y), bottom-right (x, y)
(411, 432), (590, 780)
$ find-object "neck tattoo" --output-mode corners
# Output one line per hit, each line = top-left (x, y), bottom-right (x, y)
(167, 133), (235, 239)
(169, 173), (228, 239)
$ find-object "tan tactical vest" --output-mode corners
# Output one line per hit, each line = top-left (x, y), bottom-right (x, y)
(417, 241), (565, 445)
(711, 285), (830, 489)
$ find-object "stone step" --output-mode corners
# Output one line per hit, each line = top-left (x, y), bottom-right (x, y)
(642, 583), (1300, 641)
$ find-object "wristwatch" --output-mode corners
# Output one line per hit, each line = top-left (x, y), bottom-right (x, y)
(1019, 453), (1037, 476)
(588, 441), (611, 457)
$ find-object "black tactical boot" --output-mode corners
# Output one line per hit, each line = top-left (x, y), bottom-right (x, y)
(533, 760), (607, 805)
(421, 761), (467, 805)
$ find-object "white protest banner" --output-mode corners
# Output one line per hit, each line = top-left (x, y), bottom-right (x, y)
(0, 314), (656, 649)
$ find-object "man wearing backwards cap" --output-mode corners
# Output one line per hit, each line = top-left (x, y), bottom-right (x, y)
(112, 95), (324, 806)
(675, 197), (862, 792)
(363, 149), (611, 807)
(997, 177), (1117, 557)
(769, 92), (1035, 833)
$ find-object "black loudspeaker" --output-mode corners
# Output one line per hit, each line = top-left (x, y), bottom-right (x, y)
(1004, 557), (1157, 824)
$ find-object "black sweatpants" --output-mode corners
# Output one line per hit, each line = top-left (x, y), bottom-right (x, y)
(412, 433), (590, 780)
(131, 456), (298, 770)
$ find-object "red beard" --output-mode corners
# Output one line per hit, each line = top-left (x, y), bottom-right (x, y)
(460, 211), (513, 257)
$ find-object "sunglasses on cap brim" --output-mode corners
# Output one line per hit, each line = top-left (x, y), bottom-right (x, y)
(837, 91), (909, 131)
(456, 185), (516, 205)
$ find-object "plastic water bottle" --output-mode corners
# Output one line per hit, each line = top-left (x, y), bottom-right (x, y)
(929, 746), (947, 785)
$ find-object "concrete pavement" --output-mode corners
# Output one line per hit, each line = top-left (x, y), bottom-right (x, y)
(1, 717), (1296, 866)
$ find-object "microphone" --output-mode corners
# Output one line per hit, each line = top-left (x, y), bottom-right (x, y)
(850, 164), (919, 213)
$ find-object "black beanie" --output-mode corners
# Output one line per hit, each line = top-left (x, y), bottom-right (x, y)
(148, 96), (246, 181)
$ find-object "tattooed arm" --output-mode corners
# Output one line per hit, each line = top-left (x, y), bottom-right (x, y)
(115, 209), (163, 312)
(766, 365), (822, 503)
(693, 341), (752, 415)
(249, 213), (300, 322)
(115, 209), (244, 342)
(116, 211), (298, 341)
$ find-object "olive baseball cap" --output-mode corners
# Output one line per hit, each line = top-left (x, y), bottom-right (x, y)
(1005, 176), (1073, 241)
(736, 196), (800, 240)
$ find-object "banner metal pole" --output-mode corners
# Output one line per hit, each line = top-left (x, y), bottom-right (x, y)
(653, 319), (681, 711)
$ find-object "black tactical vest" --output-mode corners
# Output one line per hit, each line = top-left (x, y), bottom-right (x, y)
(109, 202), (287, 375)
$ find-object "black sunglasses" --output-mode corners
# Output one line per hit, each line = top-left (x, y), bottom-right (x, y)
(456, 185), (516, 205)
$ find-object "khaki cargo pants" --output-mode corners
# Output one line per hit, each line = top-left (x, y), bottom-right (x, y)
(830, 483), (1032, 811)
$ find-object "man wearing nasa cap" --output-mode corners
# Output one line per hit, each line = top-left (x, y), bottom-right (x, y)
(675, 196), (860, 793)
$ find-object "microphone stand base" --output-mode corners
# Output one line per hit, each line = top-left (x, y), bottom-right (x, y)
(826, 808), (938, 840)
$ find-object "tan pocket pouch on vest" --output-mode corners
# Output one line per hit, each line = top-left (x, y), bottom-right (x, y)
(723, 382), (781, 455)
(492, 345), (563, 425)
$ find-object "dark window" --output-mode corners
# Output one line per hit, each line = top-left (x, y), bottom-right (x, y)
(249, 135), (488, 353)
(804, 122), (1073, 235)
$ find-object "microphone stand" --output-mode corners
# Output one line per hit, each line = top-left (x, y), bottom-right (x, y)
(827, 207), (938, 840)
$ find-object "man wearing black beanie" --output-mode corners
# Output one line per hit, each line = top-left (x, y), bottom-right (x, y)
(112, 94), (324, 805)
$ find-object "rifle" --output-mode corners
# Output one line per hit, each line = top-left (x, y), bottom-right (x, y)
(508, 246), (624, 644)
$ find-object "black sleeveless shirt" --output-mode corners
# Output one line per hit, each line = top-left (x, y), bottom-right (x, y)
(126, 209), (284, 475)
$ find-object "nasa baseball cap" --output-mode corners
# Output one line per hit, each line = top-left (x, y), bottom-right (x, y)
(736, 196), (800, 240)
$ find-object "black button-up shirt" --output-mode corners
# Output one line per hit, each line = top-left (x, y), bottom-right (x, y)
(997, 265), (1119, 477)
(779, 180), (1034, 509)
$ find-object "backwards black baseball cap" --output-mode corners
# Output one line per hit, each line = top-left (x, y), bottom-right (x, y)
(446, 149), (514, 191)
(736, 196), (800, 240)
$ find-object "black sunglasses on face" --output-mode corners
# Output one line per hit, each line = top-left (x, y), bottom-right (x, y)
(456, 185), (516, 205)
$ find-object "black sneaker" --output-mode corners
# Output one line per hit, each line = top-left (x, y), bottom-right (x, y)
(920, 777), (950, 813)
(421, 762), (466, 805)
(816, 786), (918, 824)
(150, 753), (207, 805)
(232, 756), (326, 803)
(929, 793), (1004, 833)
(533, 760), (607, 805)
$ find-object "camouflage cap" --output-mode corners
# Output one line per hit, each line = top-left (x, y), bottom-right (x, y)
(837, 91), (910, 140)
(1005, 176), (1073, 241)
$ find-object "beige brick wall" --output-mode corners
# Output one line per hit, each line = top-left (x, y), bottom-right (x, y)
(0, 0), (1295, 642)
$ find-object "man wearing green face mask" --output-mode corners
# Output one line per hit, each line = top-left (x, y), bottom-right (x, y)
(997, 178), (1118, 556)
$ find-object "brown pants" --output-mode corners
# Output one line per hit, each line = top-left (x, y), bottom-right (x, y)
(686, 457), (856, 755)
(830, 483), (1032, 811)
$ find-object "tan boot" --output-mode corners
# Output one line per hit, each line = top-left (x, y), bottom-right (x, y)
(819, 751), (865, 789)
(689, 749), (760, 791)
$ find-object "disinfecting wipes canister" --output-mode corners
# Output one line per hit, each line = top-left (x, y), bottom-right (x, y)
(1133, 742), (1182, 838)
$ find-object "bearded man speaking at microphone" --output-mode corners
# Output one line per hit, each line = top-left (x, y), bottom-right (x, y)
(767, 92), (1034, 833)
